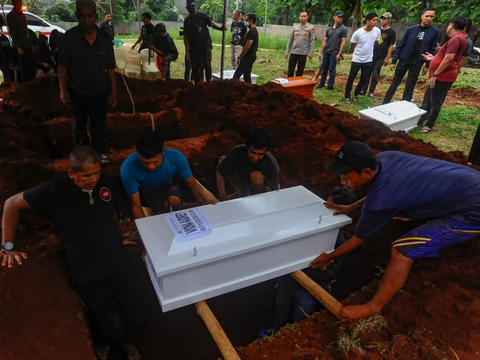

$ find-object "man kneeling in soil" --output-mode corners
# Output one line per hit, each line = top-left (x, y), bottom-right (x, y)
(1, 146), (145, 360)
(216, 127), (279, 201)
(312, 141), (480, 319)
(121, 130), (216, 218)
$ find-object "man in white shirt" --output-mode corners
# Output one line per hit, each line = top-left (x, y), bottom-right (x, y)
(344, 12), (381, 103)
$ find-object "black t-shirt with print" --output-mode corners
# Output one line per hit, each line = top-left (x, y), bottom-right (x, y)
(373, 27), (396, 60)
(23, 171), (131, 285)
(231, 20), (248, 46)
(140, 23), (155, 50)
(406, 26), (428, 65)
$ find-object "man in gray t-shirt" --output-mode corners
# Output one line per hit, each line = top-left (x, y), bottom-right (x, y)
(316, 11), (347, 90)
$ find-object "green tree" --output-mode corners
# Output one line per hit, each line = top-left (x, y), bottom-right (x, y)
(159, 8), (178, 21)
(45, 2), (77, 22)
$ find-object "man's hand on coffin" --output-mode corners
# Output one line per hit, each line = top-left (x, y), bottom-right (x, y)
(324, 201), (353, 215)
(310, 252), (333, 270)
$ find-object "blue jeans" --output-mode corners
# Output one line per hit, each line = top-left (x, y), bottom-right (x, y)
(320, 52), (338, 88)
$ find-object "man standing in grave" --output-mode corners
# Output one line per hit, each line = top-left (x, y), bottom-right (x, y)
(1, 146), (145, 360)
(217, 127), (279, 201)
(121, 130), (216, 219)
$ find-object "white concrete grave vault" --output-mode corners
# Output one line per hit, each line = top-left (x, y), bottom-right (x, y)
(136, 186), (352, 312)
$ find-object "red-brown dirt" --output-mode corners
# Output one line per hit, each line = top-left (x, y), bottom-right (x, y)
(0, 75), (478, 359)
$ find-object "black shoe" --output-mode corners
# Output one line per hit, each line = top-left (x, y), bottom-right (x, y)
(258, 327), (276, 338)
(360, 90), (366, 95)
(315, 84), (325, 89)
(326, 87), (334, 91)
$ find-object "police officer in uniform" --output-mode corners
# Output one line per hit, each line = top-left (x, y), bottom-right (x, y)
(1, 146), (145, 360)
(285, 11), (315, 77)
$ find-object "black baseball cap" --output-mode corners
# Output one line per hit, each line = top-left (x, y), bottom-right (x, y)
(326, 141), (377, 175)
(335, 11), (344, 17)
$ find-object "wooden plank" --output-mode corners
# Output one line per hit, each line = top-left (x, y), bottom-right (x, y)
(195, 301), (241, 360)
(291, 270), (344, 320)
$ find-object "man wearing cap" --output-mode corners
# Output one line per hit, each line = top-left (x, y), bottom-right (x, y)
(58, 0), (117, 164)
(312, 141), (480, 319)
(344, 12), (381, 103)
(361, 12), (396, 98)
(132, 12), (155, 52)
(184, 0), (226, 84)
(316, 11), (347, 90)
(285, 11), (315, 77)
(382, 7), (439, 104)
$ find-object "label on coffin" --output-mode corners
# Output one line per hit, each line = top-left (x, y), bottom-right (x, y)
(166, 209), (212, 242)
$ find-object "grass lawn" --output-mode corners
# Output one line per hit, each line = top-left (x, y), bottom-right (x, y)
(119, 31), (480, 156)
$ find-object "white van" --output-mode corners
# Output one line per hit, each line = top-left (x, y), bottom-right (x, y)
(1, 5), (65, 39)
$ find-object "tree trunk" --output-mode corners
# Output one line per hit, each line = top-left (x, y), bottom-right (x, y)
(285, 5), (289, 25)
(352, 0), (360, 33)
(420, 0), (428, 12)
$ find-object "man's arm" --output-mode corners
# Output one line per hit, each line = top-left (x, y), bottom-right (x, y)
(391, 28), (409, 66)
(210, 21), (227, 31)
(458, 55), (468, 69)
(431, 52), (455, 76)
(184, 36), (191, 60)
(184, 176), (215, 205)
(285, 29), (294, 57)
(350, 42), (356, 53)
(107, 69), (117, 108)
(216, 170), (227, 201)
(58, 65), (69, 104)
(385, 44), (394, 65)
(239, 39), (253, 58)
(128, 192), (146, 219)
(132, 34), (143, 49)
(308, 27), (315, 57)
(324, 196), (365, 215)
(1, 193), (31, 267)
(318, 36), (328, 60)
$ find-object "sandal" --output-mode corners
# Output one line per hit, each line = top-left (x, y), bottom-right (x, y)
(421, 126), (433, 133)
(353, 95), (359, 102)
(98, 154), (111, 164)
(345, 98), (352, 104)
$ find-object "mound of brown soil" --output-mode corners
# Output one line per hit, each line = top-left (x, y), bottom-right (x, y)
(0, 76), (477, 360)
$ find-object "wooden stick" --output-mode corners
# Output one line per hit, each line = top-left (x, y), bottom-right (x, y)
(195, 301), (240, 360)
(291, 270), (344, 320)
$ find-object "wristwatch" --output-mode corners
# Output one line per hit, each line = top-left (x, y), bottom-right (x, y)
(432, 73), (437, 77)
(1, 242), (14, 251)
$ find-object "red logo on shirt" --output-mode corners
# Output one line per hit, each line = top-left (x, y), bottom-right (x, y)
(100, 187), (112, 202)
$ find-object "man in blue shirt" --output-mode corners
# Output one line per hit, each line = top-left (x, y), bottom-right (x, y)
(121, 130), (215, 219)
(312, 141), (480, 319)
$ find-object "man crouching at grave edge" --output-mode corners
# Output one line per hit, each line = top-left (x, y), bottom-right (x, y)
(121, 130), (217, 219)
(312, 141), (480, 319)
(1, 146), (145, 360)
(216, 127), (280, 201)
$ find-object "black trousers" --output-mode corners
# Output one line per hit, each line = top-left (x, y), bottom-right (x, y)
(69, 88), (107, 154)
(233, 54), (256, 84)
(362, 58), (384, 95)
(76, 270), (146, 345)
(345, 61), (372, 99)
(383, 63), (422, 104)
(18, 46), (35, 83)
(191, 49), (212, 84)
(468, 125), (480, 165)
(287, 54), (307, 77)
(418, 80), (453, 129)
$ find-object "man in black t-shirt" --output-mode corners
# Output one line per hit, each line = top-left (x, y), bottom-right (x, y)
(0, 146), (144, 360)
(217, 127), (279, 201)
(361, 12), (396, 97)
(230, 10), (248, 69)
(132, 12), (155, 52)
(184, 0), (226, 84)
(233, 13), (258, 84)
(0, 16), (15, 82)
(150, 23), (179, 80)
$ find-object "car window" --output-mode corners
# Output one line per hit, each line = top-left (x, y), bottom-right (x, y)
(25, 13), (44, 27)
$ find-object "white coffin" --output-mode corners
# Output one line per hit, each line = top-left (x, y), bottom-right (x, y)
(212, 70), (259, 84)
(136, 186), (351, 312)
(358, 101), (427, 132)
